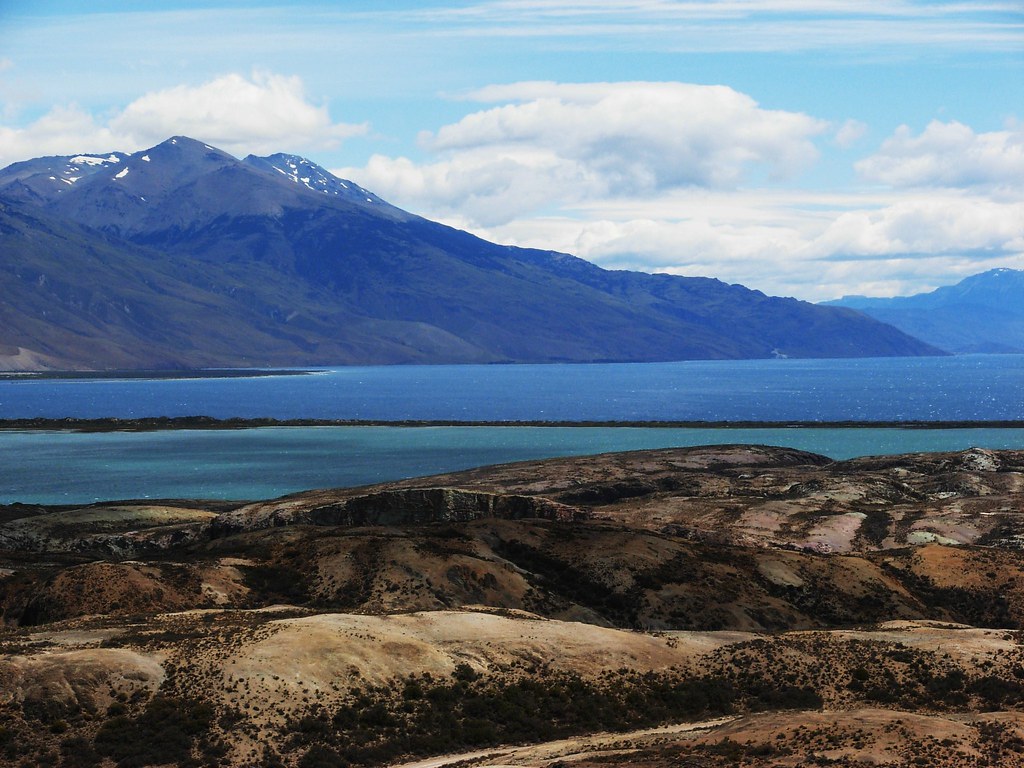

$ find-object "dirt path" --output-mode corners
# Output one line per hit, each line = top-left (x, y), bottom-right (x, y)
(386, 715), (738, 768)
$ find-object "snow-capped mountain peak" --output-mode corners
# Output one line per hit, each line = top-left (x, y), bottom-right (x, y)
(243, 152), (380, 204)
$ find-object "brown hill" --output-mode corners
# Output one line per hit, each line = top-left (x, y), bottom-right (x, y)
(3, 445), (1024, 766)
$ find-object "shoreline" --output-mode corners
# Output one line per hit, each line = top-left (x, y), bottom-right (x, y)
(0, 368), (314, 381)
(3, 416), (1024, 432)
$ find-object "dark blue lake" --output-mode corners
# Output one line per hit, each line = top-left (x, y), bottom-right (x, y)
(1, 356), (1022, 504)
(2, 355), (1023, 421)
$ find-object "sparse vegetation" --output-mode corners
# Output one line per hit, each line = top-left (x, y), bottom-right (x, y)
(93, 696), (213, 767)
(4, 446), (1024, 766)
(283, 671), (738, 765)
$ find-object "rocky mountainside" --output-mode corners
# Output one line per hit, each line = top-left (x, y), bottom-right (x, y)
(4, 445), (1024, 766)
(0, 136), (941, 370)
(826, 268), (1024, 354)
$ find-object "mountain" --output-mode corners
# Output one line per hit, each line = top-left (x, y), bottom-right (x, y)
(0, 136), (941, 370)
(825, 268), (1024, 354)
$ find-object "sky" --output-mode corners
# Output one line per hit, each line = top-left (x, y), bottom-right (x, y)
(0, 1), (1022, 301)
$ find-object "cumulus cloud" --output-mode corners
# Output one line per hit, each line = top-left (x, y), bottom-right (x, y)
(334, 90), (1021, 300)
(809, 196), (1024, 259)
(464, 190), (1024, 301)
(0, 104), (118, 167)
(338, 81), (828, 226)
(109, 72), (367, 154)
(0, 71), (365, 168)
(856, 120), (1024, 188)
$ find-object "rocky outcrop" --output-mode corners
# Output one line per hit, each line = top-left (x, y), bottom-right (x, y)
(0, 505), (217, 558)
(212, 487), (586, 535)
(308, 488), (584, 526)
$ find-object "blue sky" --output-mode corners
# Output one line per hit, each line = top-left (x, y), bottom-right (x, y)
(1, 1), (1022, 300)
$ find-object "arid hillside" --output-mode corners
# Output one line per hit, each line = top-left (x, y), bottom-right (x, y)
(2, 444), (1024, 767)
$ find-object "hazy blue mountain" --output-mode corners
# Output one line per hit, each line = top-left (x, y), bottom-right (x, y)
(825, 269), (1024, 354)
(0, 136), (941, 370)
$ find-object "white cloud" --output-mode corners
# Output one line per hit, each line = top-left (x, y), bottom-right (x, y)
(856, 120), (1024, 188)
(333, 88), (1022, 301)
(426, 1), (1021, 23)
(0, 72), (366, 168)
(408, 1), (1024, 52)
(339, 81), (827, 226)
(834, 119), (867, 148)
(109, 72), (367, 155)
(809, 195), (1024, 258)
(0, 104), (118, 167)
(460, 189), (1024, 301)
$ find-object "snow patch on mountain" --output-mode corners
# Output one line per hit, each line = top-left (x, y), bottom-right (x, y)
(69, 155), (120, 166)
(245, 152), (376, 203)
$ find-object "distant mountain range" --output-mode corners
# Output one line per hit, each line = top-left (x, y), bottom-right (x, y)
(825, 269), (1024, 354)
(0, 136), (940, 370)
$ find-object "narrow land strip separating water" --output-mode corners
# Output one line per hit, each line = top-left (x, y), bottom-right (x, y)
(4, 417), (1024, 432)
(2, 357), (1021, 504)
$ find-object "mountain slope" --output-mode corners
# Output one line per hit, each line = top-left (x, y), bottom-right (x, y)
(825, 268), (1024, 354)
(0, 199), (489, 369)
(0, 136), (941, 369)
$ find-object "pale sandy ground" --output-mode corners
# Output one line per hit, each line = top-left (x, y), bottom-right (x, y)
(220, 608), (735, 720)
(820, 620), (1021, 662)
(384, 708), (1024, 768)
(7, 608), (1024, 765)
(3, 612), (1014, 709)
(386, 715), (740, 768)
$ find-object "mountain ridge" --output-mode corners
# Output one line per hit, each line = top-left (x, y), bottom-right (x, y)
(0, 136), (942, 370)
(825, 268), (1024, 354)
